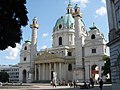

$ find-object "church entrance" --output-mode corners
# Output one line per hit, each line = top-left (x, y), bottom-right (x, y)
(22, 69), (27, 83)
(36, 68), (39, 80)
(51, 71), (53, 80)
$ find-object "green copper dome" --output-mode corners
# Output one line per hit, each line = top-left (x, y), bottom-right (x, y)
(74, 4), (80, 9)
(54, 14), (74, 30)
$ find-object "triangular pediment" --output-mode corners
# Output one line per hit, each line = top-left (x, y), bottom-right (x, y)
(35, 52), (58, 60)
(35, 51), (75, 64)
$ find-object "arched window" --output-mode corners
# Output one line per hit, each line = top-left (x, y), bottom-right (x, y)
(22, 69), (26, 83)
(67, 9), (70, 14)
(68, 64), (72, 71)
(91, 34), (95, 39)
(59, 24), (62, 29)
(59, 37), (62, 45)
(75, 9), (77, 12)
(24, 46), (27, 50)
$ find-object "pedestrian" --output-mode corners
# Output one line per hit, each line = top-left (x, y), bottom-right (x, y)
(99, 79), (103, 90)
(84, 81), (87, 88)
(73, 80), (76, 88)
(51, 79), (56, 88)
(90, 78), (94, 88)
(69, 81), (73, 87)
(97, 77), (100, 84)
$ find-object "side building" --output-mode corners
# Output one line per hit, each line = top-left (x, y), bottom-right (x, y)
(106, 0), (120, 90)
(0, 65), (19, 83)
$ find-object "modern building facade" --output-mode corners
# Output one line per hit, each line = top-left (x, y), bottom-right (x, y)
(0, 65), (19, 83)
(19, 1), (108, 83)
(106, 0), (120, 90)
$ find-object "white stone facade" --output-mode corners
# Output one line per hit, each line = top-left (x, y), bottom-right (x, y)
(19, 40), (31, 83)
(19, 2), (108, 83)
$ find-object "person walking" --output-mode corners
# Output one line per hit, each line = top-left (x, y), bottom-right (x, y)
(73, 80), (76, 88)
(99, 79), (103, 90)
(51, 79), (56, 88)
(90, 78), (94, 88)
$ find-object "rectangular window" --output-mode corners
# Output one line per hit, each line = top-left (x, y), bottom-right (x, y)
(92, 49), (96, 53)
(24, 57), (26, 61)
(68, 52), (72, 56)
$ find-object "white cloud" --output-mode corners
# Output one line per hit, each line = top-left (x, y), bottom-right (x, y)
(41, 45), (47, 49)
(5, 43), (21, 60)
(101, 0), (106, 4)
(42, 33), (48, 37)
(96, 6), (107, 16)
(71, 0), (89, 8)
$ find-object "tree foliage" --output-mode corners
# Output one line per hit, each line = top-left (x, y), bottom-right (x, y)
(102, 55), (111, 77)
(0, 71), (9, 82)
(0, 0), (28, 50)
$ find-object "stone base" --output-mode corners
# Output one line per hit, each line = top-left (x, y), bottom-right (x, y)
(73, 69), (84, 82)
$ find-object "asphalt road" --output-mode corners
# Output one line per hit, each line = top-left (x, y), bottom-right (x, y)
(0, 84), (112, 90)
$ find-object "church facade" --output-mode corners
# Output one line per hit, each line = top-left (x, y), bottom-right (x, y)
(19, 1), (108, 83)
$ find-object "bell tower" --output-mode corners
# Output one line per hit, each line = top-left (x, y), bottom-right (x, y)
(29, 17), (39, 82)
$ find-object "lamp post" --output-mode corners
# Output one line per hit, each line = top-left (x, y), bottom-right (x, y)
(82, 47), (85, 81)
(82, 57), (85, 81)
(89, 64), (90, 79)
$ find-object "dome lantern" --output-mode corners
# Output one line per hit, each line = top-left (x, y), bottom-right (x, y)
(66, 0), (73, 14)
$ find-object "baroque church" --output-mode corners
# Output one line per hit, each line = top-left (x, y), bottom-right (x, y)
(19, 1), (108, 83)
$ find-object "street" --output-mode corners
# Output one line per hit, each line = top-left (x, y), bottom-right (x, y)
(0, 84), (112, 90)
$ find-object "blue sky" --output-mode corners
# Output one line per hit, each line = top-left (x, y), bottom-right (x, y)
(0, 0), (109, 65)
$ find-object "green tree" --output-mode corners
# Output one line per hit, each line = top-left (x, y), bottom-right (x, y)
(0, 0), (28, 50)
(102, 55), (111, 81)
(0, 71), (9, 82)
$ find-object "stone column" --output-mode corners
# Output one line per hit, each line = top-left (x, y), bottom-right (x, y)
(99, 61), (103, 78)
(49, 63), (51, 80)
(54, 63), (57, 81)
(35, 64), (37, 80)
(43, 64), (45, 80)
(59, 63), (62, 80)
(46, 64), (48, 80)
(30, 17), (39, 82)
(72, 34), (75, 45)
(65, 63), (68, 81)
(54, 63), (56, 72)
(64, 49), (68, 56)
(39, 64), (41, 80)
(85, 63), (90, 80)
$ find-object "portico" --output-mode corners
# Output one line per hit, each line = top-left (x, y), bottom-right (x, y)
(34, 52), (75, 81)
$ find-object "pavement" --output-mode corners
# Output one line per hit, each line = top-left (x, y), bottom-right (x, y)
(0, 83), (112, 90)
